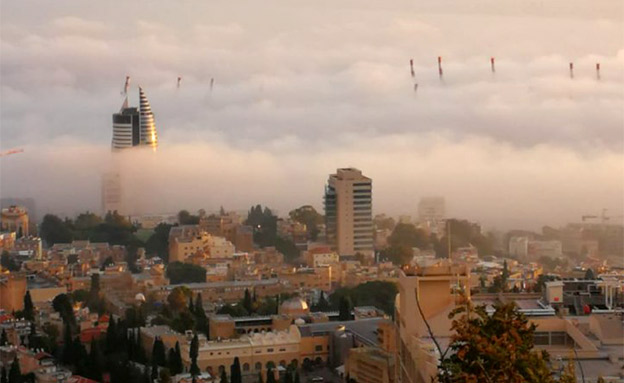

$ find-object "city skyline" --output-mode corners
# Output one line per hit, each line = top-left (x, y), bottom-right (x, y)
(1, 0), (622, 229)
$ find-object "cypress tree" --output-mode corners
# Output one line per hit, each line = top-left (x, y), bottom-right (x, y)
(230, 357), (242, 383)
(189, 295), (195, 314)
(338, 296), (352, 321)
(257, 372), (264, 383)
(220, 369), (229, 383)
(293, 371), (300, 383)
(106, 317), (117, 353)
(8, 357), (21, 383)
(23, 291), (34, 321)
(150, 359), (158, 382)
(243, 289), (253, 314)
(0, 329), (7, 346)
(152, 337), (167, 367)
(0, 366), (7, 383)
(87, 339), (104, 382)
(173, 342), (183, 375)
(190, 333), (200, 377)
(61, 322), (73, 365)
(266, 367), (276, 383)
(195, 293), (204, 316)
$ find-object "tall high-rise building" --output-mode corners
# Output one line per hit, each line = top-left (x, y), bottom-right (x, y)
(111, 87), (158, 150)
(417, 196), (445, 223)
(104, 86), (159, 214)
(139, 86), (158, 149)
(112, 99), (140, 150)
(324, 168), (373, 256)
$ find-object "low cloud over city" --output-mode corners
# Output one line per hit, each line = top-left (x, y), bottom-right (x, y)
(1, 0), (623, 228)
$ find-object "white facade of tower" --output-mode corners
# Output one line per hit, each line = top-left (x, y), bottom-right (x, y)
(139, 86), (158, 149)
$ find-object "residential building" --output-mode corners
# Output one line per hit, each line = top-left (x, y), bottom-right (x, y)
(324, 168), (373, 257)
(304, 247), (339, 268)
(1, 205), (29, 237)
(509, 236), (562, 260)
(417, 197), (445, 234)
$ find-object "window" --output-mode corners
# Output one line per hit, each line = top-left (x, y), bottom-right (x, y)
(267, 348), (274, 352)
(255, 362), (262, 371)
(243, 363), (250, 372)
(315, 345), (323, 352)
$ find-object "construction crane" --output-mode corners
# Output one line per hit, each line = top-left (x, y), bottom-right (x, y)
(582, 209), (623, 224)
(0, 148), (23, 157)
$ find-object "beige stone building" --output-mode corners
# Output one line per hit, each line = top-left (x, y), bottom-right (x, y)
(169, 225), (235, 263)
(324, 168), (373, 257)
(181, 325), (302, 378)
(394, 260), (624, 383)
(1, 205), (29, 237)
(0, 274), (26, 312)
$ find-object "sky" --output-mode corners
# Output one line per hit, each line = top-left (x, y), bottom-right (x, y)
(0, 0), (623, 230)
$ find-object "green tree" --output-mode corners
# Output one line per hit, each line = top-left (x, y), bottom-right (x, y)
(312, 291), (330, 312)
(257, 372), (264, 383)
(243, 289), (253, 314)
(1, 366), (7, 383)
(87, 273), (104, 313)
(61, 323), (74, 365)
(388, 223), (430, 249)
(145, 223), (175, 262)
(8, 357), (20, 383)
(1, 329), (8, 346)
(230, 357), (242, 383)
(166, 262), (207, 284)
(584, 268), (595, 280)
(167, 286), (192, 312)
(152, 337), (167, 367)
(220, 369), (229, 383)
(501, 260), (510, 291)
(22, 291), (34, 321)
(338, 296), (352, 321)
(559, 356), (577, 383)
(438, 302), (555, 383)
(53, 293), (75, 325)
(168, 342), (183, 375)
(1, 251), (20, 272)
(40, 214), (73, 245)
(289, 205), (324, 240)
(190, 333), (200, 377)
(159, 368), (172, 383)
(380, 244), (413, 265)
(87, 339), (104, 382)
(266, 367), (276, 383)
(106, 317), (117, 353)
(177, 210), (200, 225)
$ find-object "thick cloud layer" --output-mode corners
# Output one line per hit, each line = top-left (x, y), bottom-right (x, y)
(1, 0), (623, 229)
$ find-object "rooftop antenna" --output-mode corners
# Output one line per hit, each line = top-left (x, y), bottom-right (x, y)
(438, 56), (443, 80)
(596, 63), (601, 80)
(490, 57), (496, 73)
(569, 62), (574, 79)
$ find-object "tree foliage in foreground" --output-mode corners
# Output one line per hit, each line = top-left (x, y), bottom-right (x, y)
(437, 302), (575, 383)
